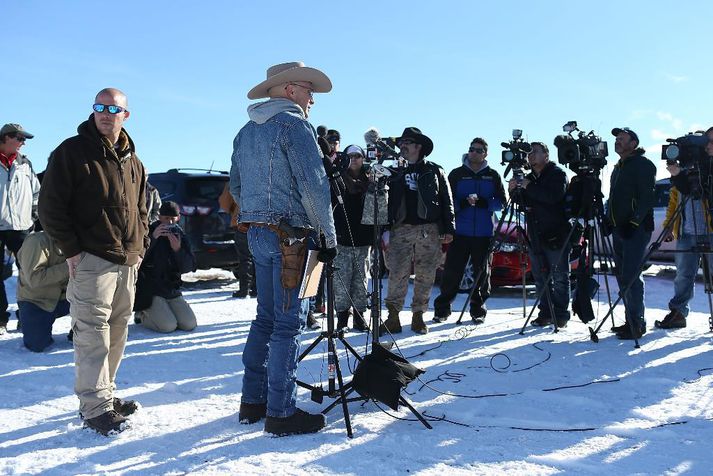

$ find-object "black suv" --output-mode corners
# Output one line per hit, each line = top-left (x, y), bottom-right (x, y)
(149, 169), (238, 270)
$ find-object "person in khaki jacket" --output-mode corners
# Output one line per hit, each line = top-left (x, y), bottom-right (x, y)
(38, 88), (148, 436)
(17, 231), (70, 352)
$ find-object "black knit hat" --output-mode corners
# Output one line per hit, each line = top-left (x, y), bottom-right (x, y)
(159, 201), (180, 217)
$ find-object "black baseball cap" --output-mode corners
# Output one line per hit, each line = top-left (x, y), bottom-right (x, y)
(611, 127), (639, 145)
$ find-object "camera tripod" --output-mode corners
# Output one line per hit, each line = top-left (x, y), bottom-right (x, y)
(296, 165), (432, 437)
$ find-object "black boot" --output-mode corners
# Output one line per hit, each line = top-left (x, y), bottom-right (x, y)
(336, 310), (350, 330)
(84, 410), (129, 436)
(264, 408), (326, 436)
(352, 310), (369, 332)
(233, 277), (250, 298)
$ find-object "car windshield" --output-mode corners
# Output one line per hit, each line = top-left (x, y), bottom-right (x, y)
(185, 178), (227, 201)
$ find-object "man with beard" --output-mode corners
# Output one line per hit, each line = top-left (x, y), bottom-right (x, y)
(381, 127), (455, 335)
(606, 127), (656, 340)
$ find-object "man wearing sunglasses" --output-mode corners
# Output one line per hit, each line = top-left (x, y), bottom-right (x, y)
(0, 123), (40, 335)
(231, 62), (336, 436)
(381, 127), (455, 336)
(433, 137), (505, 325)
(39, 88), (149, 436)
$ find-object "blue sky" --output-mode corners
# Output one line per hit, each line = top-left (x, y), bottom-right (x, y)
(4, 1), (711, 185)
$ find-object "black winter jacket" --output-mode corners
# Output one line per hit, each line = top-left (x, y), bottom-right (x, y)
(607, 151), (656, 229)
(133, 221), (196, 311)
(333, 167), (374, 247)
(516, 162), (570, 247)
(388, 159), (455, 235)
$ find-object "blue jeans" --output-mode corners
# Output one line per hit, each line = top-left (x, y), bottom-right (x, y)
(241, 226), (308, 418)
(529, 242), (571, 322)
(669, 234), (713, 317)
(19, 299), (70, 352)
(612, 226), (652, 325)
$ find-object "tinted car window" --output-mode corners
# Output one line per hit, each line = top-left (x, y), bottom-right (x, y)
(654, 181), (671, 208)
(185, 178), (227, 201)
(151, 180), (177, 200)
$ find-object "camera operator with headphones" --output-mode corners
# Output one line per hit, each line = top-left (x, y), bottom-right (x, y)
(509, 142), (571, 328)
(658, 127), (713, 330)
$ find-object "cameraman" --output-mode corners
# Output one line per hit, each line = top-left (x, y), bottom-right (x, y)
(509, 142), (571, 327)
(433, 137), (505, 324)
(606, 127), (656, 340)
(658, 126), (713, 329)
(133, 201), (197, 333)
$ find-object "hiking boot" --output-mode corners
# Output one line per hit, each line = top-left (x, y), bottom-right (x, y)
(264, 408), (326, 436)
(432, 310), (450, 323)
(113, 397), (139, 417)
(84, 410), (129, 436)
(239, 402), (267, 424)
(471, 303), (487, 321)
(352, 310), (369, 332)
(611, 322), (628, 333)
(379, 306), (402, 335)
(617, 321), (646, 340)
(531, 314), (552, 327)
(655, 310), (687, 329)
(336, 310), (350, 330)
(411, 311), (428, 334)
(306, 312), (320, 330)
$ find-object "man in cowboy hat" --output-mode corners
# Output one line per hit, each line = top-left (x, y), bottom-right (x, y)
(381, 127), (455, 336)
(230, 61), (337, 436)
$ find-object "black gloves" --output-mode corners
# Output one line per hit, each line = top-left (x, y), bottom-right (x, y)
(317, 247), (338, 263)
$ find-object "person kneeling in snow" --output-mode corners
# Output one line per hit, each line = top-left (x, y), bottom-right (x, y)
(16, 230), (70, 352)
(133, 201), (197, 333)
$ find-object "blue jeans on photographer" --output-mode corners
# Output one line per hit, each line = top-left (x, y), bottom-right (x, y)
(241, 225), (309, 418)
(529, 242), (571, 323)
(19, 299), (71, 352)
(669, 233), (713, 317)
(613, 226), (652, 327)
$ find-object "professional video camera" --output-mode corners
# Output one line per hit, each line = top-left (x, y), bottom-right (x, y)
(501, 129), (531, 184)
(554, 121), (608, 174)
(364, 127), (404, 163)
(662, 132), (709, 168)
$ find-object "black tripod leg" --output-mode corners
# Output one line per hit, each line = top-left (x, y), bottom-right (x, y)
(700, 252), (713, 333)
(397, 396), (433, 429)
(331, 350), (353, 438)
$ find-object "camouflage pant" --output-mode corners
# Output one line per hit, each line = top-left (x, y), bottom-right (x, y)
(385, 223), (442, 313)
(333, 245), (370, 313)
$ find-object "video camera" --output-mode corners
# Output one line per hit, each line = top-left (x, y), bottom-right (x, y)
(662, 132), (709, 168)
(501, 129), (531, 184)
(554, 121), (608, 174)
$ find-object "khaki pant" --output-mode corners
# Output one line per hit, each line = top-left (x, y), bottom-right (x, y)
(138, 295), (197, 333)
(67, 253), (137, 419)
(385, 223), (443, 313)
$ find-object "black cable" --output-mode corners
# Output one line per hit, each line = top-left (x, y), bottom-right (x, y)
(683, 367), (713, 384)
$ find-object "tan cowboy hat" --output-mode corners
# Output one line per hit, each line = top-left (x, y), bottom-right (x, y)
(247, 61), (332, 100)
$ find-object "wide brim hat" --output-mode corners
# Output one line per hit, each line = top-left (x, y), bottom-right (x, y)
(397, 127), (434, 157)
(247, 61), (332, 100)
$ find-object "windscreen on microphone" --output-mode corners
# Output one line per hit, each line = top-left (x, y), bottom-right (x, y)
(364, 127), (381, 146)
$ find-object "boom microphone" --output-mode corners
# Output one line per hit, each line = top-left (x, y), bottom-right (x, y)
(364, 127), (381, 146)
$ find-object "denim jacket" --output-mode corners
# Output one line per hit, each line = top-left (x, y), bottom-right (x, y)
(230, 98), (337, 247)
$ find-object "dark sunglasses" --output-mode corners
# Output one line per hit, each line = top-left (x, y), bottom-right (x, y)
(12, 134), (27, 142)
(327, 136), (340, 143)
(93, 104), (126, 114)
(469, 147), (486, 153)
(397, 139), (415, 147)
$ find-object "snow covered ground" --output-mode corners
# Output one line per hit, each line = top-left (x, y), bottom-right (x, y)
(1, 267), (712, 475)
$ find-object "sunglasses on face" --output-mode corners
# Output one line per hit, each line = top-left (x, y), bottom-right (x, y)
(12, 134), (26, 143)
(93, 104), (126, 114)
(469, 147), (486, 153)
(327, 136), (340, 143)
(398, 139), (415, 147)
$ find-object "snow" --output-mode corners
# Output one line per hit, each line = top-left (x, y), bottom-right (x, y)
(1, 266), (713, 475)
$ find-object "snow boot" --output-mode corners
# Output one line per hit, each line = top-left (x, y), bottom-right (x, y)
(379, 304), (402, 335)
(239, 402), (267, 424)
(113, 397), (139, 417)
(264, 408), (326, 436)
(84, 410), (128, 436)
(411, 311), (428, 334)
(655, 309), (687, 329)
(336, 310), (350, 330)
